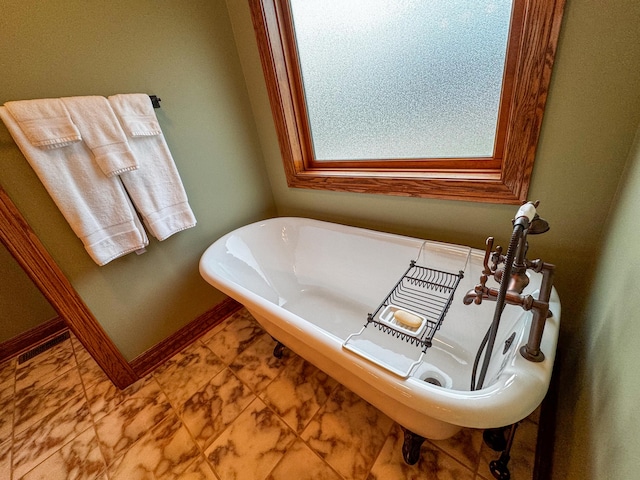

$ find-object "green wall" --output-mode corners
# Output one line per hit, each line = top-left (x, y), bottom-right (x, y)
(226, 0), (640, 478)
(0, 0), (276, 360)
(560, 124), (640, 479)
(0, 244), (57, 343)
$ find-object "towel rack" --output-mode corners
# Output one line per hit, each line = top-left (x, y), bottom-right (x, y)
(149, 95), (161, 108)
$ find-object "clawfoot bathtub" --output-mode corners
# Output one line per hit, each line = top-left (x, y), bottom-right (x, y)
(199, 218), (560, 451)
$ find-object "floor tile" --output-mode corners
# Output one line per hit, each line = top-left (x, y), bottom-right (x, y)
(429, 427), (484, 472)
(203, 310), (267, 364)
(205, 397), (297, 480)
(0, 388), (13, 441)
(0, 359), (15, 442)
(71, 336), (94, 366)
(180, 456), (220, 480)
(302, 385), (394, 480)
(19, 426), (106, 480)
(180, 368), (255, 450)
(198, 309), (246, 345)
(260, 355), (338, 433)
(229, 335), (291, 394)
(0, 439), (11, 480)
(0, 308), (540, 480)
(78, 356), (111, 390)
(12, 394), (92, 479)
(107, 413), (200, 479)
(94, 378), (173, 466)
(153, 341), (226, 409)
(85, 373), (157, 422)
(0, 358), (16, 391)
(368, 424), (475, 480)
(14, 367), (84, 435)
(267, 439), (342, 480)
(15, 339), (75, 392)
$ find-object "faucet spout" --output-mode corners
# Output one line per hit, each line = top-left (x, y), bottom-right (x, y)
(463, 288), (482, 305)
(464, 283), (537, 310)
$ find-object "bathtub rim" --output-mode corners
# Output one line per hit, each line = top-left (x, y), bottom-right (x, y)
(199, 216), (561, 434)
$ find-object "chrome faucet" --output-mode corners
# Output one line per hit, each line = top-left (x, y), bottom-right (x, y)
(464, 201), (555, 389)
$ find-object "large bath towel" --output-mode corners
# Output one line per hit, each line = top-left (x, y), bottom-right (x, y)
(108, 94), (196, 240)
(0, 105), (148, 266)
(4, 98), (81, 149)
(61, 96), (139, 177)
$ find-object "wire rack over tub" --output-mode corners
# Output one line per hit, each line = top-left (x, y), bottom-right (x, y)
(368, 260), (463, 349)
(343, 253), (466, 377)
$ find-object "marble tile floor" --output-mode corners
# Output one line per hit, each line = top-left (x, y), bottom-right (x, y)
(0, 308), (540, 480)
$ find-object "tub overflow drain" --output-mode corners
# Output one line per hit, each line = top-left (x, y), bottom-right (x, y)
(503, 332), (516, 354)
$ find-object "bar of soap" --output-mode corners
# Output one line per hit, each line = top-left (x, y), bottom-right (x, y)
(394, 310), (423, 329)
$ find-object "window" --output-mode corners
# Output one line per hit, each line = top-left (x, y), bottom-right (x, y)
(249, 0), (565, 203)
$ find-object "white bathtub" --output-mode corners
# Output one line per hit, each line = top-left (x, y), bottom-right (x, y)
(199, 217), (560, 441)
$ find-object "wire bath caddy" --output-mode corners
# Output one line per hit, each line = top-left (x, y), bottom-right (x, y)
(343, 240), (470, 377)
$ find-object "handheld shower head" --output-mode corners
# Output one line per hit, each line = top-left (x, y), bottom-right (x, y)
(515, 202), (537, 223)
(512, 201), (550, 234)
(528, 214), (550, 235)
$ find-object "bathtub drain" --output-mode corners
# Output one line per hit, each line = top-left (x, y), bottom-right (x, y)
(423, 377), (442, 387)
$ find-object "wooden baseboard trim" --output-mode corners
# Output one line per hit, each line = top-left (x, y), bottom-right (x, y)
(1, 186), (138, 389)
(130, 297), (242, 379)
(0, 316), (67, 364)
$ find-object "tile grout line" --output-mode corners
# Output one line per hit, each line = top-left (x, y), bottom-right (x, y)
(12, 339), (96, 480)
(223, 329), (404, 480)
(228, 340), (317, 477)
(150, 331), (279, 477)
(427, 436), (485, 479)
(256, 343), (390, 480)
(180, 330), (346, 479)
(153, 337), (225, 478)
(103, 374), (171, 477)
(194, 336), (293, 478)
(258, 341), (493, 480)
(257, 345), (415, 480)
(256, 369), (347, 480)
(71, 336), (111, 480)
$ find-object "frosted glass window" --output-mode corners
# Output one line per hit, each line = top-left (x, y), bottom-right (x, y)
(289, 0), (513, 161)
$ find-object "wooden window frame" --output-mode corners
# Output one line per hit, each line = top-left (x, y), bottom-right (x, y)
(249, 0), (565, 204)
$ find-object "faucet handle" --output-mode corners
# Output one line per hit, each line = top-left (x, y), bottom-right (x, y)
(482, 237), (494, 274)
(490, 245), (503, 274)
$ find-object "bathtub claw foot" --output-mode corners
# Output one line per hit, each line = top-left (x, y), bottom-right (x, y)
(401, 428), (426, 465)
(483, 426), (509, 451)
(488, 422), (519, 480)
(489, 455), (512, 480)
(273, 341), (286, 359)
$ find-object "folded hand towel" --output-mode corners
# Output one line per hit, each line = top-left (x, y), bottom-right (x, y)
(109, 94), (196, 240)
(4, 98), (82, 149)
(108, 94), (162, 137)
(61, 96), (139, 177)
(0, 106), (148, 266)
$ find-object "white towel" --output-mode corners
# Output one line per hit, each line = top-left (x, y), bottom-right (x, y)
(61, 96), (139, 177)
(0, 105), (148, 266)
(106, 96), (162, 137)
(4, 98), (82, 149)
(109, 94), (196, 240)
